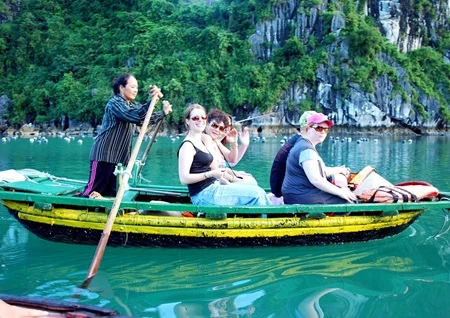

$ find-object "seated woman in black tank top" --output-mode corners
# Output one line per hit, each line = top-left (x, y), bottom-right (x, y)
(177, 104), (271, 206)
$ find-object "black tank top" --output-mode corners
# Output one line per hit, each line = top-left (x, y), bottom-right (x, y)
(177, 140), (215, 196)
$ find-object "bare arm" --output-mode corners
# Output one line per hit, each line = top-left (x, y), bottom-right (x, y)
(228, 127), (249, 166)
(303, 160), (356, 202)
(178, 142), (197, 185)
(219, 128), (238, 164)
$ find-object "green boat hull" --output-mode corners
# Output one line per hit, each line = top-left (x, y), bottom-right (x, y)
(1, 171), (450, 247)
(7, 208), (422, 247)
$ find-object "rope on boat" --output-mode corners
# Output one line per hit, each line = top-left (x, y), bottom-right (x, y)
(431, 208), (450, 240)
(134, 161), (154, 184)
(16, 169), (51, 180)
(134, 159), (145, 173)
(15, 169), (87, 189)
(425, 196), (450, 242)
(113, 165), (132, 192)
(113, 165), (132, 178)
(16, 169), (85, 183)
(138, 175), (153, 184)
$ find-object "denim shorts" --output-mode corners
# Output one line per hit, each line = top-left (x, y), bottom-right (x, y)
(191, 181), (271, 206)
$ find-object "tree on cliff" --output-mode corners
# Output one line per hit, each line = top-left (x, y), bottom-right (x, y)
(0, 0), (448, 131)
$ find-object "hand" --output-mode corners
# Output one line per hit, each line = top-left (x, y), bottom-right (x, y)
(340, 188), (358, 203)
(219, 177), (230, 185)
(226, 128), (238, 144)
(148, 85), (163, 99)
(210, 168), (226, 179)
(342, 167), (351, 177)
(162, 100), (172, 115)
(239, 127), (250, 147)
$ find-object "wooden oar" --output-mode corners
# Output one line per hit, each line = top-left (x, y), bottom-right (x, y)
(81, 92), (162, 288)
(137, 116), (165, 176)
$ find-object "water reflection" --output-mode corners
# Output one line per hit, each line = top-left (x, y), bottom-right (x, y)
(1, 136), (450, 317)
(0, 221), (30, 283)
(78, 242), (422, 317)
(172, 293), (259, 318)
(2, 221), (29, 248)
(97, 245), (414, 293)
(292, 287), (368, 318)
(1, 222), (29, 267)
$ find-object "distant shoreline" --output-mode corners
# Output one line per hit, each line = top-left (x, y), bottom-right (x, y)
(1, 123), (449, 138)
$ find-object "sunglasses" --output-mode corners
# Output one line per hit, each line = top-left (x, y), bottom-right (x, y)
(210, 121), (226, 132)
(311, 126), (330, 133)
(190, 115), (207, 122)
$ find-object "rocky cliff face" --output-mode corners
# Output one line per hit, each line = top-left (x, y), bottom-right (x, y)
(372, 0), (450, 53)
(0, 0), (20, 23)
(249, 0), (450, 134)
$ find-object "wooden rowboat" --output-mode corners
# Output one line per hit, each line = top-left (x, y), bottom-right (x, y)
(0, 293), (124, 317)
(1, 169), (450, 248)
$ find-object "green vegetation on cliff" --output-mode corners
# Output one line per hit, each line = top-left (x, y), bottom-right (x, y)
(0, 0), (448, 129)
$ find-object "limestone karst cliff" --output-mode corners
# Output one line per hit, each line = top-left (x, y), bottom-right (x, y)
(249, 0), (450, 134)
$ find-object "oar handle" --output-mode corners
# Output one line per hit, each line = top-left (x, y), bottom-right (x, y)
(82, 92), (162, 288)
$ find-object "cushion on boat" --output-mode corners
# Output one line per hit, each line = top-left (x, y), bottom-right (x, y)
(0, 170), (27, 183)
(358, 185), (439, 203)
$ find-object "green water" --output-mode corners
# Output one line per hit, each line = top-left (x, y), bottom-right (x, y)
(1, 134), (450, 317)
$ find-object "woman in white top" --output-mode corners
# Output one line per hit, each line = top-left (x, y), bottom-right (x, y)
(201, 108), (257, 184)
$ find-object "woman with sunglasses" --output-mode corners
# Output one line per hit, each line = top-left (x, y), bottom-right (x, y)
(282, 113), (357, 204)
(177, 104), (271, 206)
(202, 109), (257, 184)
(203, 109), (238, 169)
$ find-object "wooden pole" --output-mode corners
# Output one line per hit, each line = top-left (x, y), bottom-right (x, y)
(81, 92), (162, 288)
(234, 112), (275, 124)
(137, 116), (165, 176)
